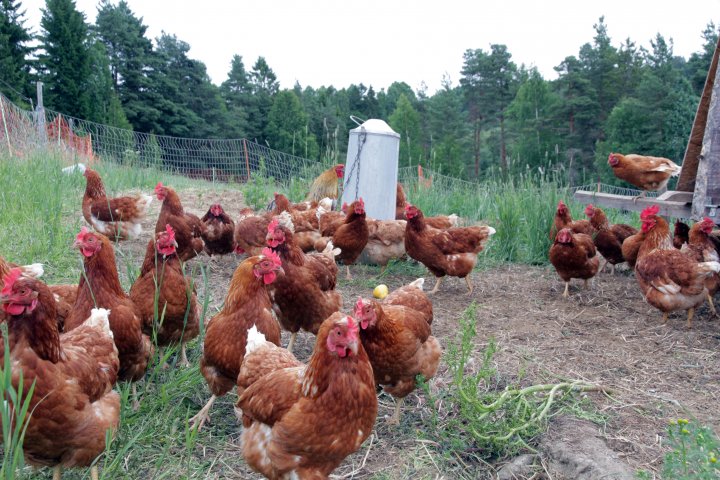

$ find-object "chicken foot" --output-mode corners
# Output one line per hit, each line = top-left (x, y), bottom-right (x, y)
(687, 308), (695, 329)
(562, 282), (570, 298)
(662, 312), (669, 324)
(53, 466), (61, 480)
(345, 265), (352, 281)
(387, 397), (405, 426)
(429, 277), (442, 294)
(189, 394), (216, 431)
(286, 332), (298, 354)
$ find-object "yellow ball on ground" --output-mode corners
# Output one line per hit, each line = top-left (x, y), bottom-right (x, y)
(373, 284), (389, 299)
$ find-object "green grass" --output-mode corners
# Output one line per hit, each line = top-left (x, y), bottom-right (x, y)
(0, 151), (634, 478)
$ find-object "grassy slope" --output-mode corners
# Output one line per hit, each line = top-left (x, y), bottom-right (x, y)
(0, 152), (635, 479)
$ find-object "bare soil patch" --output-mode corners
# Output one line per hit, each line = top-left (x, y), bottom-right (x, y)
(116, 187), (720, 479)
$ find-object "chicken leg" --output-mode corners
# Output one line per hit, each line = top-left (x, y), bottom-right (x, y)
(179, 342), (190, 368)
(287, 332), (298, 354)
(687, 308), (695, 329)
(706, 292), (718, 317)
(632, 191), (648, 203)
(464, 275), (473, 295)
(429, 277), (442, 294)
(609, 263), (616, 275)
(53, 466), (61, 480)
(345, 265), (352, 280)
(91, 466), (99, 480)
(583, 279), (590, 290)
(189, 395), (217, 431)
(388, 397), (405, 425)
(562, 282), (570, 298)
(131, 383), (140, 411)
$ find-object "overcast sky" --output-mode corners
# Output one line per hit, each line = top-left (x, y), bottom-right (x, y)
(19, 0), (720, 95)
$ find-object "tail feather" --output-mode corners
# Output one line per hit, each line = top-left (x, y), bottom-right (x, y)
(699, 261), (720, 274)
(448, 214), (459, 227)
(136, 194), (153, 215)
(408, 278), (425, 290)
(86, 308), (113, 338)
(21, 263), (44, 278)
(245, 325), (266, 357)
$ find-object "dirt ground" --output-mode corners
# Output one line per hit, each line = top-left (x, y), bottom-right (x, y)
(120, 187), (720, 479)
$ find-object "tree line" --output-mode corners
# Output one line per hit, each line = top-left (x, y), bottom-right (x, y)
(1, 0), (717, 183)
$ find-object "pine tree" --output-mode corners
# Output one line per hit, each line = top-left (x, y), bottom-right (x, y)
(0, 0), (33, 103)
(220, 54), (251, 138)
(247, 56), (279, 143)
(37, 0), (92, 118)
(95, 0), (160, 132)
(425, 75), (468, 176)
(265, 90), (318, 158)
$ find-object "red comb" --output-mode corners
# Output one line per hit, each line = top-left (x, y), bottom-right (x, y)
(354, 296), (365, 316)
(164, 223), (175, 240)
(345, 315), (359, 337)
(154, 182), (163, 191)
(640, 205), (660, 220)
(267, 218), (279, 233)
(75, 226), (90, 243)
(261, 247), (282, 267)
(1, 268), (23, 296)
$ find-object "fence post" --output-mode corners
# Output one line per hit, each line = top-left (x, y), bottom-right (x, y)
(35, 82), (47, 146)
(0, 95), (12, 155)
(242, 138), (251, 181)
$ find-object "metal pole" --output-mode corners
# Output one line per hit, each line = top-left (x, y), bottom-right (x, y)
(0, 95), (13, 155)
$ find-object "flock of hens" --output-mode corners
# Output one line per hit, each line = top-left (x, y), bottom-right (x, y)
(0, 151), (708, 479)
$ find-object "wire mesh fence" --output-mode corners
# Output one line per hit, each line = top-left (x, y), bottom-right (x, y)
(0, 92), (330, 183)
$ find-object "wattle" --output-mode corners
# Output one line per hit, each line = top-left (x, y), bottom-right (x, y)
(263, 272), (277, 285)
(267, 239), (280, 248)
(336, 345), (348, 357)
(4, 303), (25, 316)
(81, 247), (95, 257)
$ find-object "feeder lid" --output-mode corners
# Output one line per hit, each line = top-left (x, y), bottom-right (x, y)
(350, 119), (400, 138)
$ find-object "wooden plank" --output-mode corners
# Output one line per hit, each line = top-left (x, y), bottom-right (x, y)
(678, 35), (720, 192)
(692, 47), (720, 220)
(656, 191), (694, 202)
(573, 190), (691, 219)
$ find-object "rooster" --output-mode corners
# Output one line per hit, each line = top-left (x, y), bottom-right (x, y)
(82, 168), (152, 240)
(305, 164), (344, 202)
(155, 182), (206, 261)
(236, 313), (377, 479)
(354, 278), (441, 425)
(549, 228), (600, 297)
(404, 203), (495, 294)
(608, 153), (681, 201)
(0, 269), (119, 480)
(189, 249), (284, 431)
(635, 206), (720, 328)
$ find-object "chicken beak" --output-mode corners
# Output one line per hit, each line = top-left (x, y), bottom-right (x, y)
(276, 266), (285, 276)
(348, 340), (358, 356)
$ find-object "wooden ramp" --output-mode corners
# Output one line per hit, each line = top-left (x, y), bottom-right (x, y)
(574, 35), (720, 221)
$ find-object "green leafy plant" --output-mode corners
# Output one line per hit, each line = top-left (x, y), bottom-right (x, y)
(660, 419), (719, 479)
(422, 303), (606, 460)
(0, 323), (36, 480)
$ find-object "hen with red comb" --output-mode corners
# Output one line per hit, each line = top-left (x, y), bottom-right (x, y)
(237, 312), (377, 479)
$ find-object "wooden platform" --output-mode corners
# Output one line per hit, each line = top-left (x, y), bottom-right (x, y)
(572, 190), (695, 219)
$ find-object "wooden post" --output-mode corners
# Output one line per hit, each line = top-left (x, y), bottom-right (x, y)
(242, 138), (251, 181)
(692, 52), (720, 221)
(35, 81), (47, 145)
(0, 95), (12, 155)
(679, 36), (720, 192)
